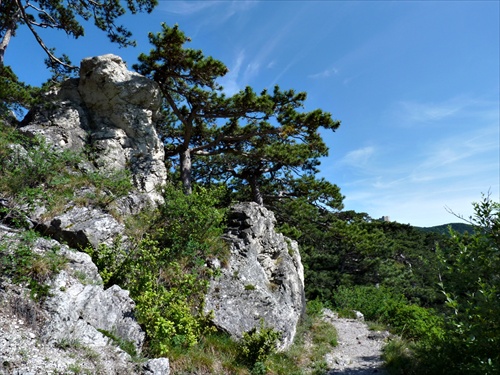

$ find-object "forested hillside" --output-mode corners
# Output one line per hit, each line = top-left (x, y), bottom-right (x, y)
(1, 5), (499, 375)
(416, 222), (473, 235)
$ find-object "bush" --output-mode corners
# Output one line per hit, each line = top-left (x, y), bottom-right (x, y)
(0, 124), (132, 223)
(85, 184), (228, 356)
(0, 230), (66, 301)
(239, 321), (281, 371)
(332, 284), (406, 322)
(413, 195), (500, 374)
(383, 303), (444, 342)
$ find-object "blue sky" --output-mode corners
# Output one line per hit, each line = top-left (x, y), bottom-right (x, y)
(6, 1), (499, 226)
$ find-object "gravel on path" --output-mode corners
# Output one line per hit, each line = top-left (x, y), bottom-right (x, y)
(322, 309), (389, 375)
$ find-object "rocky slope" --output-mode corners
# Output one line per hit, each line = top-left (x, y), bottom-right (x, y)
(1, 54), (307, 373)
(0, 225), (169, 375)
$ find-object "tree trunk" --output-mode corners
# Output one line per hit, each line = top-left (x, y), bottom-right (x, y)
(180, 148), (192, 195)
(248, 174), (263, 206)
(0, 7), (20, 68)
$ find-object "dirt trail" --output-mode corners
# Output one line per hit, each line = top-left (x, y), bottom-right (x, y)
(322, 309), (389, 375)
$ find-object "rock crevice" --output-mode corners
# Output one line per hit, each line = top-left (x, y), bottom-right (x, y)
(205, 202), (305, 350)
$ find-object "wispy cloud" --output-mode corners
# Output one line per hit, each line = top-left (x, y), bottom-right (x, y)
(163, 0), (256, 16)
(336, 123), (499, 226)
(219, 50), (245, 95)
(163, 1), (219, 15)
(308, 67), (339, 79)
(396, 100), (461, 124)
(160, 1), (257, 35)
(389, 96), (498, 127)
(339, 146), (376, 168)
(409, 125), (499, 182)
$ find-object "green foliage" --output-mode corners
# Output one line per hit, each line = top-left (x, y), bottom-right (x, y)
(135, 24), (340, 199)
(332, 284), (444, 342)
(239, 321), (281, 372)
(411, 194), (500, 375)
(382, 337), (414, 375)
(97, 329), (140, 361)
(0, 124), (132, 224)
(305, 299), (326, 318)
(0, 230), (66, 301)
(154, 184), (229, 263)
(0, 66), (39, 117)
(416, 222), (473, 235)
(277, 192), (445, 307)
(332, 285), (405, 322)
(383, 195), (500, 375)
(166, 331), (246, 374)
(85, 184), (228, 356)
(0, 0), (157, 69)
(383, 304), (444, 342)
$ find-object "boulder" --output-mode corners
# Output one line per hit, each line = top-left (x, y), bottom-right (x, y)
(204, 202), (305, 350)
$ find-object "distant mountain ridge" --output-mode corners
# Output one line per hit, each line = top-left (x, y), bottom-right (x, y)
(416, 222), (473, 235)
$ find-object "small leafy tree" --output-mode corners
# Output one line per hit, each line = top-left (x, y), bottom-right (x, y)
(412, 194), (500, 374)
(239, 320), (281, 374)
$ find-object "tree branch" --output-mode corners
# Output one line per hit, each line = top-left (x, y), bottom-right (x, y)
(15, 0), (77, 70)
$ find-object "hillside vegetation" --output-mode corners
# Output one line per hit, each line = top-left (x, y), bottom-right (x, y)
(1, 13), (499, 374)
(416, 222), (473, 235)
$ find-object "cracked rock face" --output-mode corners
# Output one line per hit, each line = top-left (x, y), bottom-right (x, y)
(20, 54), (167, 203)
(0, 229), (169, 375)
(204, 202), (306, 351)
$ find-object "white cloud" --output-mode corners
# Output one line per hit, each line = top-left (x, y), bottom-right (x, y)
(339, 146), (376, 168)
(308, 67), (339, 79)
(397, 100), (460, 123)
(333, 122), (499, 226)
(163, 0), (256, 16)
(162, 1), (219, 15)
(389, 96), (498, 127)
(219, 50), (245, 95)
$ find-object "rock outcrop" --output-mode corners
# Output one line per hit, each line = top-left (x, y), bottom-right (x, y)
(0, 54), (308, 373)
(0, 227), (169, 374)
(20, 54), (167, 204)
(15, 54), (169, 250)
(204, 202), (306, 350)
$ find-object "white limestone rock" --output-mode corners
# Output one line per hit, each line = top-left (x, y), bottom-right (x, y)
(204, 202), (306, 351)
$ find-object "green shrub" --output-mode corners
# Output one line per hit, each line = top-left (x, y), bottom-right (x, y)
(332, 284), (406, 322)
(239, 321), (281, 370)
(305, 299), (325, 318)
(382, 337), (414, 375)
(0, 230), (67, 301)
(154, 183), (229, 263)
(384, 303), (444, 342)
(85, 184), (228, 356)
(0, 125), (132, 223)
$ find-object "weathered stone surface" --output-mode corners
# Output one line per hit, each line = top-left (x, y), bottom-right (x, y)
(0, 228), (169, 375)
(35, 205), (126, 250)
(143, 358), (170, 375)
(32, 236), (144, 352)
(204, 202), (305, 350)
(19, 54), (167, 203)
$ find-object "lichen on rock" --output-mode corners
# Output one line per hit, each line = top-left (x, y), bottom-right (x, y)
(204, 202), (306, 351)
